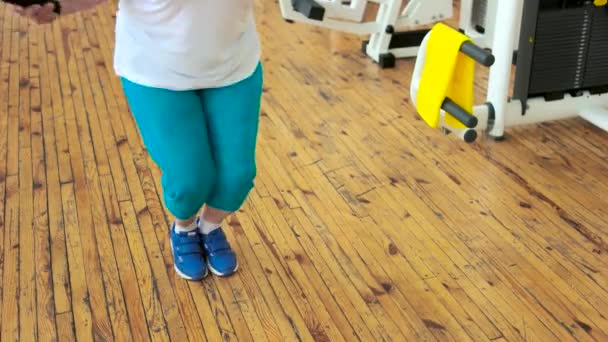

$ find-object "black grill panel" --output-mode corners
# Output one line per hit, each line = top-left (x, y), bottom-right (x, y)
(514, 2), (608, 103)
(528, 8), (592, 95)
(584, 9), (608, 88)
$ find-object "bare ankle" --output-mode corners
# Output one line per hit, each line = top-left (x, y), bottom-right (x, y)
(202, 206), (230, 225)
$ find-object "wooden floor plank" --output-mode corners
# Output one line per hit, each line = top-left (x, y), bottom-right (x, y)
(56, 14), (115, 340)
(55, 312), (76, 342)
(252, 195), (355, 341)
(118, 200), (171, 342)
(81, 10), (131, 202)
(5, 8), (20, 181)
(2, 176), (20, 341)
(243, 192), (353, 341)
(288, 207), (399, 341)
(253, 147), (396, 341)
(19, 16), (43, 342)
(34, 25), (59, 342)
(19, 145), (36, 342)
(233, 209), (317, 342)
(209, 274), (259, 341)
(48, 22), (73, 185)
(297, 164), (471, 341)
(59, 182), (94, 341)
(278, 207), (382, 341)
(198, 285), (238, 340)
(2, 9), (23, 342)
(69, 13), (134, 341)
(0, 4), (12, 337)
(297, 104), (505, 340)
(99, 174), (151, 342)
(41, 24), (73, 319)
(85, 164), (133, 341)
(225, 214), (304, 342)
(186, 282), (227, 341)
(257, 91), (431, 341)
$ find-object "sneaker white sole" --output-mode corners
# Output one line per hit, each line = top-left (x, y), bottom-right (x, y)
(207, 260), (239, 277)
(173, 264), (208, 281)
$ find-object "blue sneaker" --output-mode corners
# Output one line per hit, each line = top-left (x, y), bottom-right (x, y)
(169, 224), (208, 280)
(202, 227), (238, 277)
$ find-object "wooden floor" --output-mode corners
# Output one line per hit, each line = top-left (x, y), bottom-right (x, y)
(1, 1), (608, 341)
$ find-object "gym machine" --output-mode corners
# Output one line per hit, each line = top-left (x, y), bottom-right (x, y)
(279, 0), (453, 68)
(279, 0), (512, 68)
(410, 0), (608, 143)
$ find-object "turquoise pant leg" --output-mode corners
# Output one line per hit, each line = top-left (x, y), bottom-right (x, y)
(120, 63), (263, 218)
(120, 79), (217, 220)
(199, 62), (264, 212)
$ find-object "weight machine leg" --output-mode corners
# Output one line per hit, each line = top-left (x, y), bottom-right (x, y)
(486, 0), (521, 139)
(365, 1), (403, 68)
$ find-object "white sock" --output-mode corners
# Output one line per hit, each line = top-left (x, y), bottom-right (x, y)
(199, 218), (221, 235)
(174, 220), (198, 234)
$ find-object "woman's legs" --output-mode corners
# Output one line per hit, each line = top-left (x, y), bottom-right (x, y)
(199, 62), (263, 215)
(197, 62), (264, 275)
(119, 62), (263, 279)
(121, 78), (216, 280)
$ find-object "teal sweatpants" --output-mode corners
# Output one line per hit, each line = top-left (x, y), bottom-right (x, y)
(121, 63), (263, 220)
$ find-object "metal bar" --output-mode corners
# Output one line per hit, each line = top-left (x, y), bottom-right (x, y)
(460, 41), (495, 66)
(442, 98), (479, 128)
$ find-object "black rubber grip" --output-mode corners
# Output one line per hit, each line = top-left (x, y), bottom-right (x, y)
(292, 0), (325, 21)
(4, 0), (61, 13)
(442, 98), (478, 128)
(460, 41), (494, 67)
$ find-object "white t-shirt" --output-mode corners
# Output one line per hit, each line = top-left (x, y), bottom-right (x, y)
(113, 0), (261, 90)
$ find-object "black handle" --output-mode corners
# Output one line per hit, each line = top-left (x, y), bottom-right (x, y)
(460, 41), (494, 67)
(292, 0), (325, 21)
(442, 98), (478, 128)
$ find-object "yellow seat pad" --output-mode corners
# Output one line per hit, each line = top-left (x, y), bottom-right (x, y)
(416, 23), (475, 129)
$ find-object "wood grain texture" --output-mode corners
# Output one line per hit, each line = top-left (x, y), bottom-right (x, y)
(1, 0), (608, 341)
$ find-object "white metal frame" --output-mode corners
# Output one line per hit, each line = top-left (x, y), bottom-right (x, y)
(411, 0), (608, 142)
(315, 0), (368, 22)
(458, 0), (523, 50)
(278, 0), (523, 64)
(279, 0), (383, 35)
(278, 0), (453, 63)
(365, 0), (453, 62)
